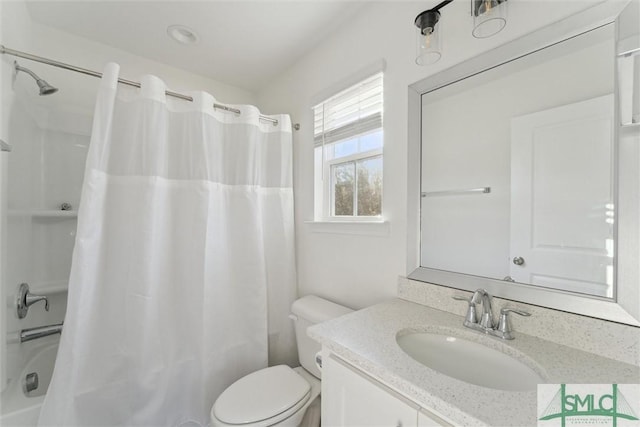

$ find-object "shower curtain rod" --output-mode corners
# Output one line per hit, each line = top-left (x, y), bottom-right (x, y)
(0, 44), (280, 125)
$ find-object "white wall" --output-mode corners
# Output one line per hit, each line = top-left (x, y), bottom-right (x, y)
(256, 0), (604, 310)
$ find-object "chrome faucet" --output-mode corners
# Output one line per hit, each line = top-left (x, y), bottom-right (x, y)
(475, 288), (494, 329)
(16, 283), (50, 319)
(453, 288), (530, 340)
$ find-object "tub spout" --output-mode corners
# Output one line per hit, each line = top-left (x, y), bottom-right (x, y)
(20, 323), (63, 343)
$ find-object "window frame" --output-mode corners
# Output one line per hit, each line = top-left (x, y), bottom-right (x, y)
(313, 71), (384, 222)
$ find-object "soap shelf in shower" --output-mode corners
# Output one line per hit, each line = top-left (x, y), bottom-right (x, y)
(8, 209), (78, 218)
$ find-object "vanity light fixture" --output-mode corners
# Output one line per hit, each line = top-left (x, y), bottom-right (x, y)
(414, 0), (508, 65)
(415, 8), (443, 65)
(472, 0), (508, 38)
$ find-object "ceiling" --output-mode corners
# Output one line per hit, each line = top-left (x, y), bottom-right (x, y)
(26, 1), (366, 92)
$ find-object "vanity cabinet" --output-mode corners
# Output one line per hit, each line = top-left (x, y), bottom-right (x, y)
(322, 352), (453, 427)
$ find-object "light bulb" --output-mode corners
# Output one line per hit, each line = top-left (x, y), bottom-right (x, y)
(422, 27), (434, 49)
(479, 0), (492, 15)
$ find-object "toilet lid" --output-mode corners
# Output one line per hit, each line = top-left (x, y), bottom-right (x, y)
(213, 365), (311, 425)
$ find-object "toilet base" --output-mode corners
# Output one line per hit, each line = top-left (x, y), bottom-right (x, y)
(298, 395), (320, 427)
(292, 367), (320, 427)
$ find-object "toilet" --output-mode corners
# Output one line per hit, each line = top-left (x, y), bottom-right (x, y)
(210, 295), (352, 427)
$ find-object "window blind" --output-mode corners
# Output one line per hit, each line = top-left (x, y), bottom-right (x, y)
(313, 72), (383, 148)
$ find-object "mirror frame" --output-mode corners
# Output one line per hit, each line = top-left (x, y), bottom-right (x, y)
(407, 1), (640, 327)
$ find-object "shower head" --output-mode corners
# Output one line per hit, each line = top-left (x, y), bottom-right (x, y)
(35, 79), (58, 96)
(14, 61), (58, 96)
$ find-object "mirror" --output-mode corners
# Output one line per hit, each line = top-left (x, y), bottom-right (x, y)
(421, 24), (614, 298)
(407, 1), (640, 326)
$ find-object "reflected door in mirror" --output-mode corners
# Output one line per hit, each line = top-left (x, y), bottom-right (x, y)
(510, 94), (614, 298)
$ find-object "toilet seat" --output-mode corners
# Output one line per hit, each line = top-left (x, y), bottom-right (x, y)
(212, 365), (311, 426)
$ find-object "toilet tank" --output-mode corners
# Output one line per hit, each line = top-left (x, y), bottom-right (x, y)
(290, 295), (352, 379)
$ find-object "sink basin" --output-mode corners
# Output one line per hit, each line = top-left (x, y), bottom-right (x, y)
(396, 332), (543, 391)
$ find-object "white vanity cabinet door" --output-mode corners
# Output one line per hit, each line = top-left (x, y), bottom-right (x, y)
(322, 353), (419, 427)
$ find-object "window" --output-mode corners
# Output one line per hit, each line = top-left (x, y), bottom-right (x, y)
(313, 72), (383, 220)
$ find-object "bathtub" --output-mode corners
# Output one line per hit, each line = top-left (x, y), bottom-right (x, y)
(0, 342), (58, 427)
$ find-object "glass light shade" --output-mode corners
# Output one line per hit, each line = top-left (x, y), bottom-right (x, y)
(415, 23), (442, 66)
(472, 0), (507, 39)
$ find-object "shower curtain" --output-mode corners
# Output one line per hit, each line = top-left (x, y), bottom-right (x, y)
(39, 63), (297, 426)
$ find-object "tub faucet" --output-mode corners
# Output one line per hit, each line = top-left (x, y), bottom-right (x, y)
(453, 288), (530, 340)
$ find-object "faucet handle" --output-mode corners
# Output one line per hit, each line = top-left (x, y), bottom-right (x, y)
(497, 308), (531, 339)
(500, 308), (531, 317)
(452, 295), (478, 324)
(16, 283), (50, 319)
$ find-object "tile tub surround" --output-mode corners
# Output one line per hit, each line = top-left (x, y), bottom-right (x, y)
(308, 299), (640, 426)
(398, 277), (640, 366)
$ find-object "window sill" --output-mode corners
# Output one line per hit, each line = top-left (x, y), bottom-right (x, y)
(304, 220), (390, 236)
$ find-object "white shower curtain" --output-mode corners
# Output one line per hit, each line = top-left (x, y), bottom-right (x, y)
(39, 63), (297, 426)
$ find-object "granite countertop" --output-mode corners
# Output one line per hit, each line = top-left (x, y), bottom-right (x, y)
(307, 298), (640, 426)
